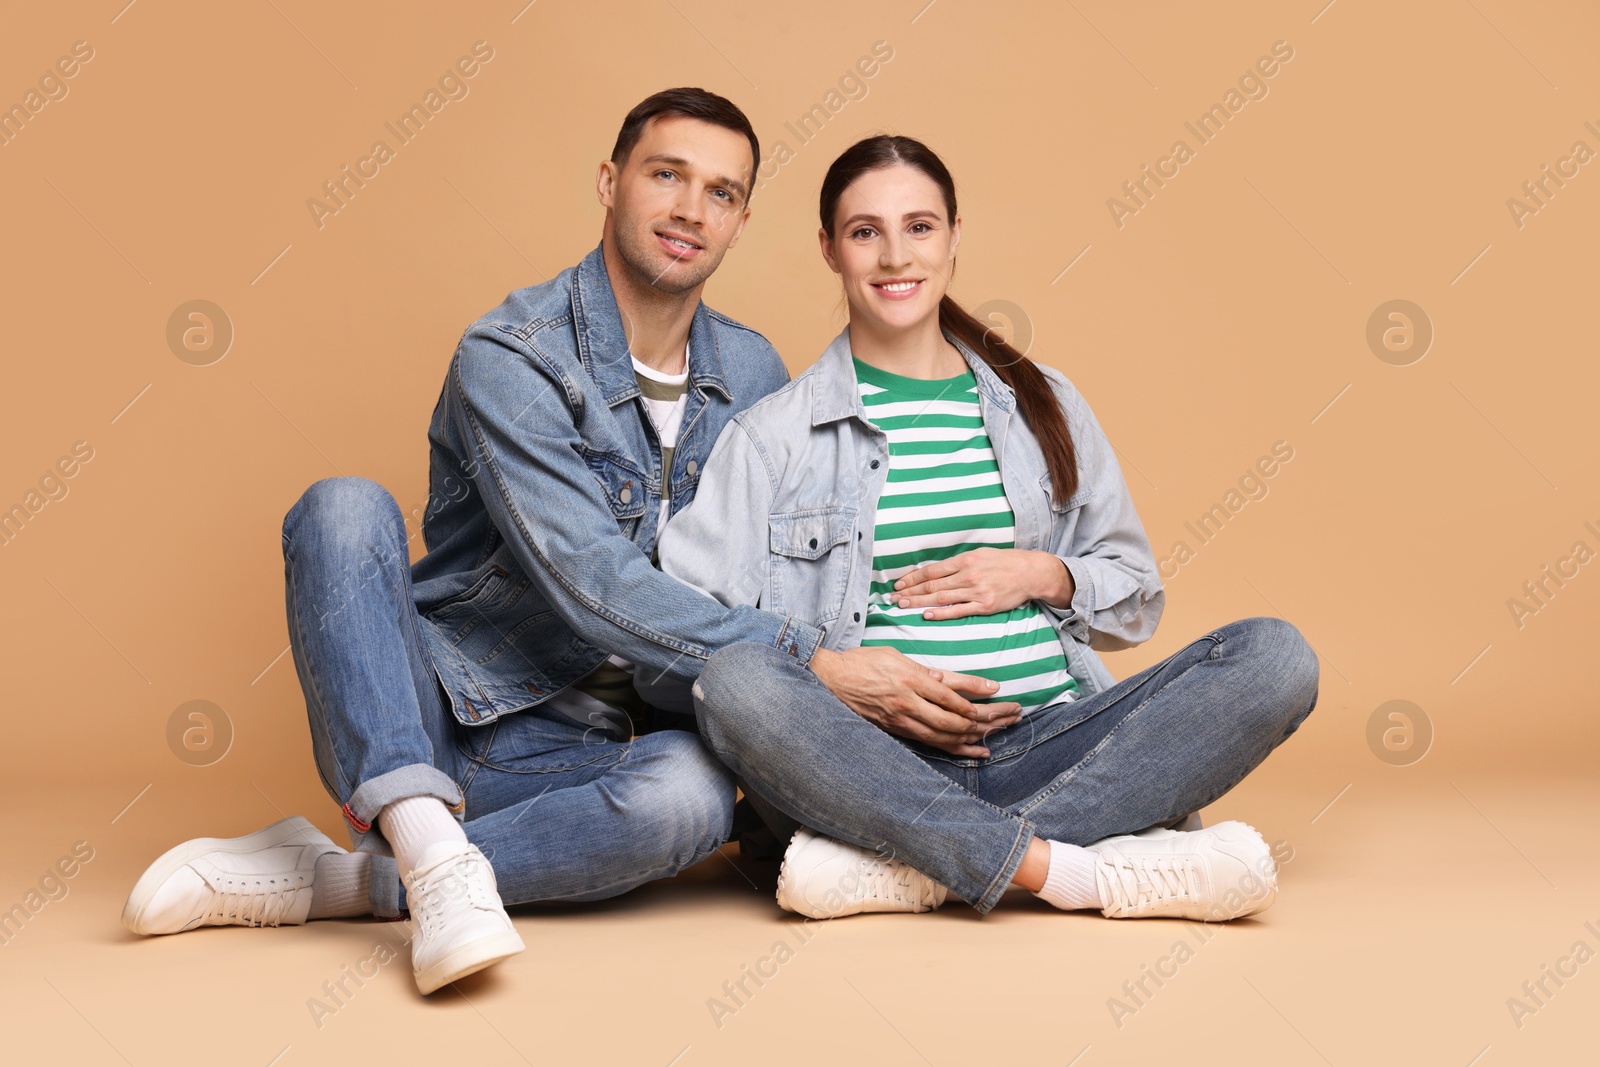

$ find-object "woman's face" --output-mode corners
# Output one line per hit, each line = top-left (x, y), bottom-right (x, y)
(820, 163), (961, 335)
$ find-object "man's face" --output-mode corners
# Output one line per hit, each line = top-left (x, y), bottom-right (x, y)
(599, 115), (753, 295)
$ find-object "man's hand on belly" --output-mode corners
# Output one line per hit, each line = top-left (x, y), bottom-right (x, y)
(809, 646), (1022, 758)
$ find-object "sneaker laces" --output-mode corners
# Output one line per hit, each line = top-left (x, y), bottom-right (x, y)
(410, 851), (494, 940)
(206, 875), (308, 928)
(856, 858), (934, 908)
(1096, 845), (1202, 916)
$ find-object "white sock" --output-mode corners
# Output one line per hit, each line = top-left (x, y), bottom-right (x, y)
(308, 851), (373, 920)
(378, 795), (469, 875)
(1032, 840), (1104, 911)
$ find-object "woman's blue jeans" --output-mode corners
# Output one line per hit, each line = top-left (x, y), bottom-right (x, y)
(281, 476), (735, 918)
(692, 617), (1320, 914)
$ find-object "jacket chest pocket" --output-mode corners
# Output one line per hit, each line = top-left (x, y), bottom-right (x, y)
(1040, 469), (1095, 512)
(768, 506), (856, 625)
(1040, 471), (1094, 550)
(583, 450), (648, 536)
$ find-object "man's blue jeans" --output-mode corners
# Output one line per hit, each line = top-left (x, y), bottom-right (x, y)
(692, 617), (1319, 914)
(281, 477), (735, 918)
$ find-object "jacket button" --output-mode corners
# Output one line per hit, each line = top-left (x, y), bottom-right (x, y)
(686, 460), (698, 475)
(854, 612), (861, 622)
(870, 460), (880, 469)
(809, 538), (818, 549)
(620, 488), (632, 503)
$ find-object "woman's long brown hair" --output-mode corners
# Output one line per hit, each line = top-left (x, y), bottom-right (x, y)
(819, 134), (1079, 503)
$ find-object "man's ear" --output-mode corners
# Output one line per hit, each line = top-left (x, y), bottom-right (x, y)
(818, 227), (841, 274)
(596, 160), (617, 207)
(725, 206), (753, 249)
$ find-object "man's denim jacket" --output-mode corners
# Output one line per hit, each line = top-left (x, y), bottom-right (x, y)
(657, 326), (1165, 701)
(411, 242), (824, 727)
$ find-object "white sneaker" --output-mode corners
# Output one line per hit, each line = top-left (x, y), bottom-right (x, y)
(1089, 820), (1278, 921)
(775, 827), (948, 919)
(122, 815), (342, 935)
(402, 841), (525, 995)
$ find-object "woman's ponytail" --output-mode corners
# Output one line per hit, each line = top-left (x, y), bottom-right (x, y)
(937, 294), (1078, 503)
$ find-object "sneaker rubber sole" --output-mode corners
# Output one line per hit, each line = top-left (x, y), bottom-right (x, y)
(413, 927), (526, 995)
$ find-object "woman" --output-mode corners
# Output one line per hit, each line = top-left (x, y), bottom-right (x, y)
(658, 135), (1319, 920)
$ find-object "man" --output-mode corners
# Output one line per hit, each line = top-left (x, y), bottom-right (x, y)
(122, 88), (1010, 995)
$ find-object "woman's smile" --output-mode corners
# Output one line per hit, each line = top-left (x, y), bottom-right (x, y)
(870, 277), (925, 300)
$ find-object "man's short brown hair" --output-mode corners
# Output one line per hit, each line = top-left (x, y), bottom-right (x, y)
(610, 87), (760, 205)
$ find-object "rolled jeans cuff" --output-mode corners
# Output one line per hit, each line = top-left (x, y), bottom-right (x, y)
(342, 762), (465, 843)
(340, 763), (463, 919)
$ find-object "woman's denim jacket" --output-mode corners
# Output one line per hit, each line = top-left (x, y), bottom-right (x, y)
(657, 325), (1166, 701)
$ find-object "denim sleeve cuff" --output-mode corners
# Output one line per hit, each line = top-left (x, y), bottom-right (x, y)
(1046, 555), (1093, 644)
(778, 617), (826, 666)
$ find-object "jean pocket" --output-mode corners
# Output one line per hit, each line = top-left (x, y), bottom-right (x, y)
(461, 709), (623, 774)
(425, 564), (511, 644)
(983, 696), (1102, 763)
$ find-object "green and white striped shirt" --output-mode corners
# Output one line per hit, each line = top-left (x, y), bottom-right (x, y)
(855, 356), (1079, 714)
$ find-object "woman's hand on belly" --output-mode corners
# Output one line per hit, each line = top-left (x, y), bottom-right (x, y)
(809, 646), (1023, 758)
(891, 547), (1075, 620)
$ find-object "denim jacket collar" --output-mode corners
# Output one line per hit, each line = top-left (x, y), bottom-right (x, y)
(808, 324), (1018, 428)
(571, 241), (732, 405)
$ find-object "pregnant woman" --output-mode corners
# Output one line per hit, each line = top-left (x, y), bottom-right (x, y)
(657, 134), (1320, 921)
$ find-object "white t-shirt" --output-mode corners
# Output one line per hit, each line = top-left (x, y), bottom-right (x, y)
(631, 346), (690, 543)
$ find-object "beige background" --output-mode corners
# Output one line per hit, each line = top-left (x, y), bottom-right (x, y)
(2, 1), (1597, 1063)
